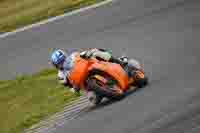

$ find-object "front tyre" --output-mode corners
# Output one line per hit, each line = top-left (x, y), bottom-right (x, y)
(86, 76), (124, 100)
(87, 91), (103, 106)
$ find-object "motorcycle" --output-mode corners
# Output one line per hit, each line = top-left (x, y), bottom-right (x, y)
(67, 52), (148, 105)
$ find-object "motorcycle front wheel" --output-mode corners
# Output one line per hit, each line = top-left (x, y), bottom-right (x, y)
(87, 91), (103, 106)
(86, 76), (124, 100)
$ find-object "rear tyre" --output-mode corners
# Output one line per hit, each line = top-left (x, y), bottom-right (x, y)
(136, 77), (149, 88)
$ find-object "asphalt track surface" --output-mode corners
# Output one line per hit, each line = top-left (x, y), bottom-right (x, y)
(1, 0), (200, 133)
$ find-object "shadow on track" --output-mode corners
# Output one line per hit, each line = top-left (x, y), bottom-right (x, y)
(68, 84), (150, 122)
(86, 84), (149, 112)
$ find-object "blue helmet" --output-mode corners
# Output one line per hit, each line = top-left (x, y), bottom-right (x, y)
(50, 49), (66, 65)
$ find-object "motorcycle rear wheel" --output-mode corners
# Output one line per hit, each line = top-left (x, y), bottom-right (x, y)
(136, 77), (149, 88)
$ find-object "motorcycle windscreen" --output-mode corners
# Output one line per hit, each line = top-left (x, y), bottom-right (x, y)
(68, 55), (89, 86)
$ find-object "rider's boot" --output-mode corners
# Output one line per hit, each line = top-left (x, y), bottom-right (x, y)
(109, 56), (128, 66)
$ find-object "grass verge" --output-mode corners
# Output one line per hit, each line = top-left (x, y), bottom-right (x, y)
(0, 69), (81, 133)
(0, 0), (103, 32)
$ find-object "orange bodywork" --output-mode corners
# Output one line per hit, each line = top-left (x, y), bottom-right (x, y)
(68, 53), (130, 92)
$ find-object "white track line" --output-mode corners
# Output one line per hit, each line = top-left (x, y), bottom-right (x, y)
(26, 98), (89, 133)
(32, 107), (88, 133)
(0, 0), (115, 39)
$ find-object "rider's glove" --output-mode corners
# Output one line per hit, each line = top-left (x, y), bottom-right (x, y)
(69, 87), (80, 95)
(69, 88), (76, 93)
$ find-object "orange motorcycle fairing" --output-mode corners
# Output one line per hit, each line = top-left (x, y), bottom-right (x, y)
(67, 53), (131, 93)
(88, 61), (129, 91)
(67, 53), (89, 87)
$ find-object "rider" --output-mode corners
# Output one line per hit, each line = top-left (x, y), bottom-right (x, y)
(50, 48), (127, 93)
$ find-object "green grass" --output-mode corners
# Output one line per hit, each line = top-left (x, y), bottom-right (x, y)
(0, 0), (102, 32)
(0, 68), (81, 133)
